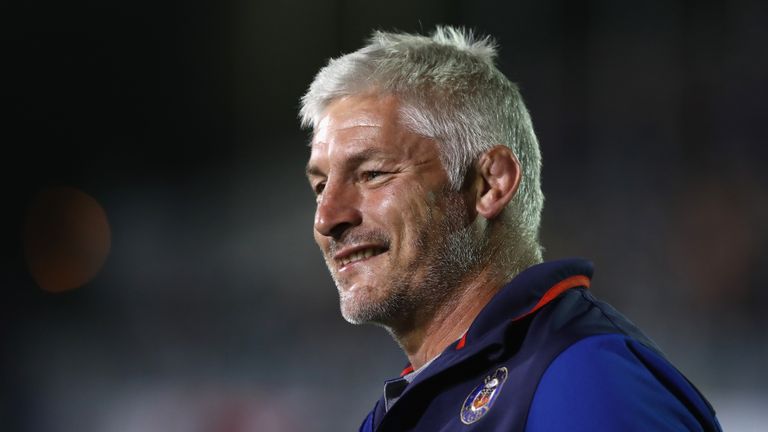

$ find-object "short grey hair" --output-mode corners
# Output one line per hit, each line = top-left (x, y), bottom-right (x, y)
(300, 26), (543, 260)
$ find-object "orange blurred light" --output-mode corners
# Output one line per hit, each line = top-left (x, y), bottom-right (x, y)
(23, 186), (111, 293)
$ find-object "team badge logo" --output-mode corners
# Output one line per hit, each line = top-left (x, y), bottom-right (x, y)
(460, 367), (508, 425)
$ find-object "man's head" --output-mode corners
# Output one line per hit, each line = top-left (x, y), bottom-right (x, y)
(302, 27), (544, 329)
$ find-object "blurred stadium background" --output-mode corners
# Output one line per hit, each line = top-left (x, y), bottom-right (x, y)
(2, 0), (766, 430)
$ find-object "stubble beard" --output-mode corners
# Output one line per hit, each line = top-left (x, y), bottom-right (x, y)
(328, 193), (488, 329)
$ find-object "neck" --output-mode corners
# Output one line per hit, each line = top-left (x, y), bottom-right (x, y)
(390, 266), (510, 370)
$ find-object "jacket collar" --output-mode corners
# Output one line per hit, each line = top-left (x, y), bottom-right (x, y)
(462, 258), (593, 346)
(396, 258), (593, 385)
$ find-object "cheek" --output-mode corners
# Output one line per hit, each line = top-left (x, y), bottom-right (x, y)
(367, 185), (432, 235)
(370, 188), (399, 214)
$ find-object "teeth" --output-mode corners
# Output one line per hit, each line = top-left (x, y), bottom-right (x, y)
(339, 248), (383, 266)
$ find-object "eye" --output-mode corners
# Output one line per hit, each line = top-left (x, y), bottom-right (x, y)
(362, 171), (385, 181)
(313, 182), (326, 196)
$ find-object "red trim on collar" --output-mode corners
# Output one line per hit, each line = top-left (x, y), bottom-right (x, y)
(512, 274), (590, 322)
(455, 274), (590, 351)
(456, 333), (467, 350)
(400, 365), (415, 377)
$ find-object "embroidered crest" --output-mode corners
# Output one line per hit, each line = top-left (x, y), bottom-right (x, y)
(460, 367), (508, 425)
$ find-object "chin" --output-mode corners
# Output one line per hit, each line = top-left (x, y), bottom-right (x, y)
(340, 301), (371, 325)
(339, 290), (391, 325)
(339, 289), (371, 324)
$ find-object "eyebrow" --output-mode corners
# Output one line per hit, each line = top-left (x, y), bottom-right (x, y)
(305, 147), (390, 178)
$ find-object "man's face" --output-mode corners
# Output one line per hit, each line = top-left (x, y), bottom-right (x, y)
(306, 94), (478, 327)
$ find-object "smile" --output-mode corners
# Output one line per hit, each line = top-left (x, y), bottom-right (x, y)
(336, 247), (387, 268)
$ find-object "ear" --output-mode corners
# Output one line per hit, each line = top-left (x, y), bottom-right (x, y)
(473, 145), (522, 220)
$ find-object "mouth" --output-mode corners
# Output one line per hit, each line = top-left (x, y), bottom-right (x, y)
(334, 246), (388, 269)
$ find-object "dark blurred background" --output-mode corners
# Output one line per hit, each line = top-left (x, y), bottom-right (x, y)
(2, 0), (766, 431)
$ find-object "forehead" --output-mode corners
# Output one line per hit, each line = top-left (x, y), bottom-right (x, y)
(309, 94), (438, 167)
(313, 94), (399, 142)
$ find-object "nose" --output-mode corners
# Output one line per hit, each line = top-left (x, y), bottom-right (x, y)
(314, 180), (362, 239)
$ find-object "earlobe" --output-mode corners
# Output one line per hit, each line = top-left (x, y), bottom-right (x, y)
(475, 146), (522, 220)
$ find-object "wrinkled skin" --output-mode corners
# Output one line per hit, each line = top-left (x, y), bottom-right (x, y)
(306, 94), (480, 328)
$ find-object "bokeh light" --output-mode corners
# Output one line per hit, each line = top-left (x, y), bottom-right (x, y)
(23, 186), (111, 293)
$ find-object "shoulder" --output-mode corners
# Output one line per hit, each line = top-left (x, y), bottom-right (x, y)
(525, 333), (721, 432)
(358, 409), (375, 432)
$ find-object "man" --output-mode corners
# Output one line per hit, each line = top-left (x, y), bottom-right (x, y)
(301, 26), (722, 431)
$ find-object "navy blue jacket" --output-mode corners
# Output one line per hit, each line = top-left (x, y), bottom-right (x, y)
(359, 259), (722, 431)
